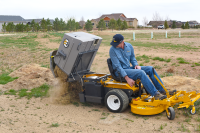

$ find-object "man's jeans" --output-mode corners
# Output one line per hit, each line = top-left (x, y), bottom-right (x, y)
(120, 66), (165, 96)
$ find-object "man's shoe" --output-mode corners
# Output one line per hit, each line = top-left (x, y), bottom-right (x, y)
(154, 92), (167, 100)
(161, 89), (177, 95)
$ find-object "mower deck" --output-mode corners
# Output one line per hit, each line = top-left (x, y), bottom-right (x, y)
(130, 91), (200, 116)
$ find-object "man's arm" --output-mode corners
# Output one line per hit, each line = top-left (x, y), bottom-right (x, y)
(129, 44), (138, 68)
(124, 75), (135, 87)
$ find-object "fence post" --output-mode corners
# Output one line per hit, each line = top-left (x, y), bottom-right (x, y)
(133, 32), (135, 41)
(166, 31), (167, 38)
(151, 32), (153, 39)
(179, 31), (181, 38)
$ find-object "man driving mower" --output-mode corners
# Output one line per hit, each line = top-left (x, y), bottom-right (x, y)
(109, 34), (175, 100)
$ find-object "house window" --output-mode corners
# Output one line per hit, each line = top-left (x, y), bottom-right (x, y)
(129, 22), (132, 26)
(92, 23), (94, 25)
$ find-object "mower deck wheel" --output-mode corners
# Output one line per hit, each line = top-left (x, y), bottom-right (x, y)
(105, 89), (129, 113)
(190, 107), (196, 115)
(166, 107), (175, 120)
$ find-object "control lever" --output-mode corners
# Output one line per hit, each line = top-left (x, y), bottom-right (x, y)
(58, 50), (66, 59)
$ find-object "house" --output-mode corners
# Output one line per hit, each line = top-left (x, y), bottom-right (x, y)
(147, 20), (199, 28)
(91, 13), (138, 29)
(182, 20), (200, 27)
(148, 21), (174, 28)
(0, 15), (26, 31)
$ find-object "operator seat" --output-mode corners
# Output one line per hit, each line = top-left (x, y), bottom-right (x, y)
(107, 58), (126, 82)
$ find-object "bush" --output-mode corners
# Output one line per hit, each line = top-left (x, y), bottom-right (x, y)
(128, 26), (135, 29)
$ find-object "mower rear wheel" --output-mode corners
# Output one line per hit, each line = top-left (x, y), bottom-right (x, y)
(105, 89), (129, 113)
(166, 107), (175, 120)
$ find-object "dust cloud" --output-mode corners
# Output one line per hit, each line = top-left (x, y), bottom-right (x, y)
(49, 66), (83, 104)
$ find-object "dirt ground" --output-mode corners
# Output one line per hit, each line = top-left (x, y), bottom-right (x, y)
(0, 29), (200, 133)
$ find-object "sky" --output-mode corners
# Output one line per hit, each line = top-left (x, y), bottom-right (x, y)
(1, 0), (199, 25)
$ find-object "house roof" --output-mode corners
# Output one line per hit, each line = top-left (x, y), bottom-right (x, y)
(0, 15), (26, 22)
(93, 13), (137, 22)
(148, 21), (173, 25)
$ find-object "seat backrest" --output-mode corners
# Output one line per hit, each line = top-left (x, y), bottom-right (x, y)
(107, 58), (126, 82)
(107, 58), (115, 76)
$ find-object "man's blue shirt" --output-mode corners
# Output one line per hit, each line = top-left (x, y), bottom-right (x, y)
(109, 42), (138, 78)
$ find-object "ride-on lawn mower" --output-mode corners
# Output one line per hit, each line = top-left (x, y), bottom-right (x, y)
(50, 32), (200, 120)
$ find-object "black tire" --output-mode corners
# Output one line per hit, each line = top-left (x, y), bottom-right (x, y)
(166, 107), (175, 120)
(105, 89), (129, 113)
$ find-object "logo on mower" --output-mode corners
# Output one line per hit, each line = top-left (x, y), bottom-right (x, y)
(63, 39), (69, 48)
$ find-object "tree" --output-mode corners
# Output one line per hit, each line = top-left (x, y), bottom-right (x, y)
(31, 20), (36, 32)
(152, 12), (163, 27)
(97, 19), (106, 31)
(108, 19), (116, 31)
(142, 17), (148, 26)
(80, 16), (85, 29)
(15, 23), (24, 32)
(60, 18), (66, 31)
(2, 22), (6, 33)
(121, 20), (128, 30)
(181, 23), (185, 29)
(46, 18), (52, 32)
(21, 23), (25, 32)
(75, 22), (81, 30)
(66, 18), (76, 31)
(152, 11), (163, 21)
(116, 18), (122, 30)
(35, 23), (40, 32)
(53, 18), (60, 31)
(6, 22), (12, 33)
(41, 18), (47, 32)
(85, 19), (93, 31)
(171, 21), (176, 29)
(185, 21), (189, 29)
(24, 23), (31, 32)
(6, 22), (15, 33)
(164, 20), (169, 29)
(165, 15), (170, 21)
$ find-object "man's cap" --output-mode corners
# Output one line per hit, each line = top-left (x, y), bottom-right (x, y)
(110, 34), (124, 47)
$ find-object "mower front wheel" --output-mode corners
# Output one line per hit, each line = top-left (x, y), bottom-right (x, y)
(166, 107), (175, 120)
(190, 107), (196, 115)
(105, 89), (129, 113)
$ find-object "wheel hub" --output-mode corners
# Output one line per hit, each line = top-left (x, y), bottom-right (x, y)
(107, 95), (121, 110)
(114, 99), (118, 103)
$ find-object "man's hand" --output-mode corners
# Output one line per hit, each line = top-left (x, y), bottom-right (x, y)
(124, 75), (135, 87)
(135, 65), (141, 69)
